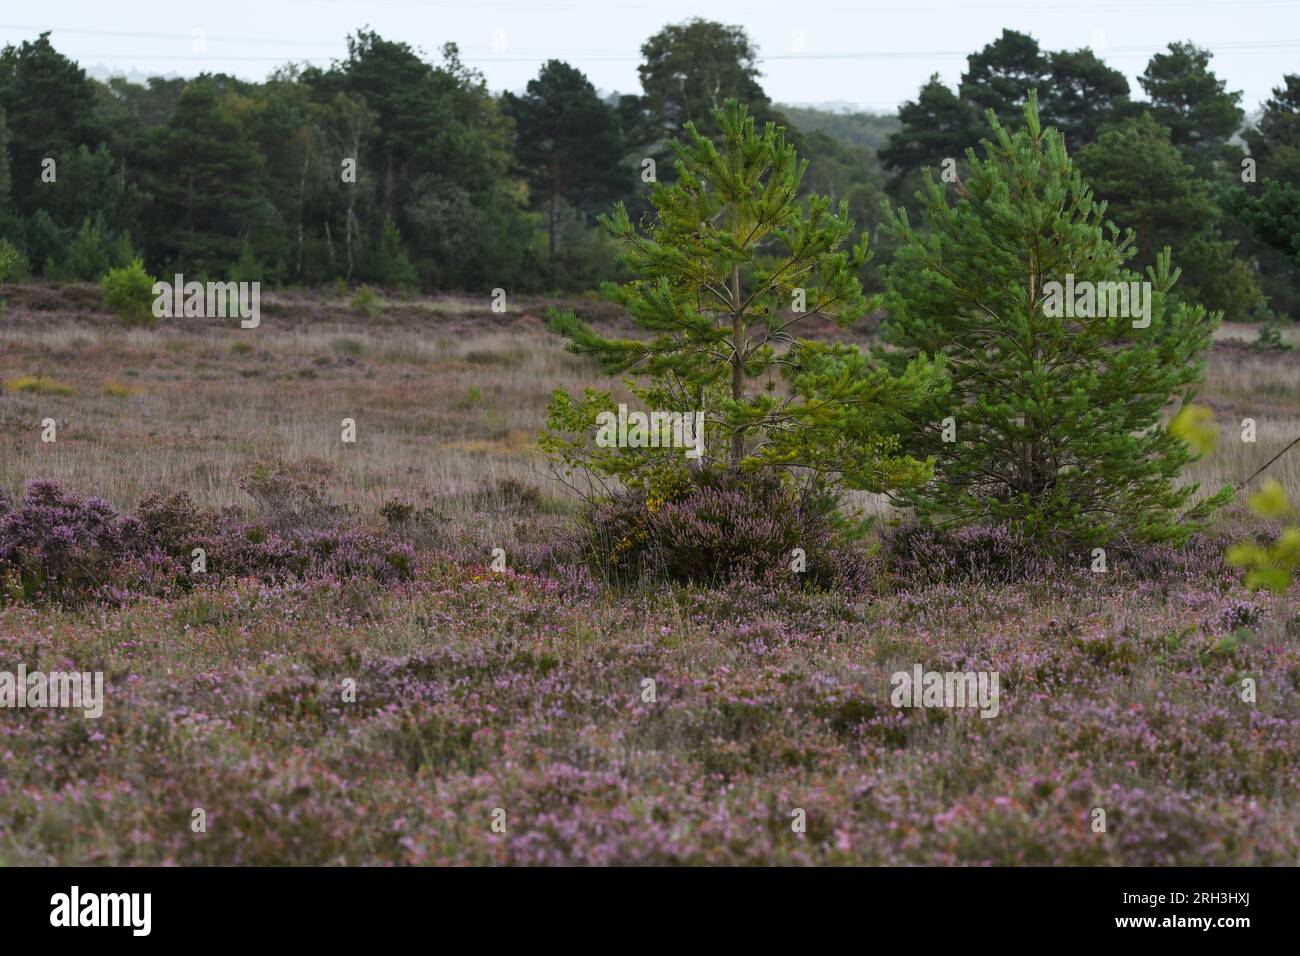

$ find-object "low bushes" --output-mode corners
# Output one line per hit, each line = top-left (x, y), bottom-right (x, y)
(878, 522), (1047, 586)
(100, 258), (158, 326)
(0, 480), (415, 606)
(572, 469), (873, 591)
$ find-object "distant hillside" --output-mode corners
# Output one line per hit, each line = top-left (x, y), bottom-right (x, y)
(778, 104), (900, 151)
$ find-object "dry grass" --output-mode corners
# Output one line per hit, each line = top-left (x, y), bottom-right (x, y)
(3, 288), (1299, 529)
(0, 289), (600, 522)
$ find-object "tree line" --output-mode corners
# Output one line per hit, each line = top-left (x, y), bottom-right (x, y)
(0, 21), (1296, 322)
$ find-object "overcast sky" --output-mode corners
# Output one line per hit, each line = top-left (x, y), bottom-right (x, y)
(3, 0), (1298, 113)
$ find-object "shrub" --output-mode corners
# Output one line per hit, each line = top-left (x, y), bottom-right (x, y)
(879, 522), (1047, 587)
(1253, 309), (1292, 352)
(238, 459), (347, 530)
(0, 480), (415, 606)
(468, 477), (543, 514)
(378, 497), (447, 551)
(573, 469), (864, 590)
(0, 480), (129, 603)
(0, 238), (30, 282)
(351, 285), (380, 318)
(101, 258), (158, 326)
(134, 490), (207, 557)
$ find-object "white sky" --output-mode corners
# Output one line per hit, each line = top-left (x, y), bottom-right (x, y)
(2, 0), (1298, 113)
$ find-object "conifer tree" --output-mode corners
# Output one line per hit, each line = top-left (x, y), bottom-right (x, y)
(543, 99), (939, 495)
(879, 93), (1232, 551)
(1077, 114), (1262, 322)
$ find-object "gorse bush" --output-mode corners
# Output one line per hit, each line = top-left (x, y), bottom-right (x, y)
(100, 258), (158, 326)
(879, 92), (1232, 551)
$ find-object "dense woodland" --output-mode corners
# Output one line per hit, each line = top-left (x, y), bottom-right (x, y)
(0, 21), (1297, 321)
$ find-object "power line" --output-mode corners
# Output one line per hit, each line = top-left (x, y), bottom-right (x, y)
(37, 37), (1300, 64)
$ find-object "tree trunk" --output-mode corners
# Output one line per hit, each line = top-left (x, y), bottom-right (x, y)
(384, 154), (394, 223)
(730, 260), (744, 466)
(549, 159), (560, 286)
(296, 151), (308, 281)
(344, 201), (355, 282)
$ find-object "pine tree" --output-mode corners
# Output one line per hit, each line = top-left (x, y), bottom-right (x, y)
(1042, 48), (1130, 149)
(879, 75), (980, 197)
(1139, 42), (1244, 175)
(1243, 73), (1300, 186)
(879, 93), (1232, 551)
(502, 60), (626, 264)
(543, 99), (939, 496)
(959, 29), (1049, 128)
(1076, 114), (1262, 321)
(139, 79), (272, 274)
(1227, 178), (1300, 262)
(0, 33), (107, 220)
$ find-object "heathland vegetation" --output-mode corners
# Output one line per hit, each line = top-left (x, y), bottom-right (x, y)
(1, 19), (1298, 865)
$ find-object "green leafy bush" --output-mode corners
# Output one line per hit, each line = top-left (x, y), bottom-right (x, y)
(351, 285), (380, 318)
(0, 238), (30, 282)
(100, 258), (158, 325)
(55, 215), (135, 281)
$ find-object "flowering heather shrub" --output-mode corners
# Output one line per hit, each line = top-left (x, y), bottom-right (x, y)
(575, 469), (864, 590)
(0, 480), (414, 605)
(2, 560), (1295, 865)
(881, 522), (1048, 586)
(1213, 599), (1261, 633)
(199, 523), (415, 586)
(0, 480), (131, 603)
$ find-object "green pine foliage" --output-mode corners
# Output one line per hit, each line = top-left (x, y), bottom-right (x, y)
(543, 99), (940, 496)
(100, 258), (158, 326)
(878, 93), (1232, 551)
(1076, 114), (1262, 322)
